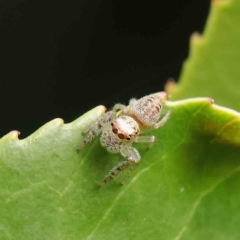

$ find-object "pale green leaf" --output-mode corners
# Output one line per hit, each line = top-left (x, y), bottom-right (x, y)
(166, 0), (240, 111)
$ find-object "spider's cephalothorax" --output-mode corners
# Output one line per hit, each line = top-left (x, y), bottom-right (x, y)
(79, 92), (171, 186)
(100, 115), (140, 153)
(111, 115), (140, 141)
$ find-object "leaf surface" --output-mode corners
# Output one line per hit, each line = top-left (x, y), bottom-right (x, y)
(1, 99), (240, 239)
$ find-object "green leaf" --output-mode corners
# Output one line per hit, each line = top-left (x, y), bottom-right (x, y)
(166, 0), (240, 111)
(1, 99), (240, 239)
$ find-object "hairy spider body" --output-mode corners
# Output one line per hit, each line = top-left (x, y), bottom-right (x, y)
(113, 92), (170, 129)
(100, 115), (140, 152)
(130, 92), (166, 127)
(99, 115), (142, 186)
(79, 92), (170, 186)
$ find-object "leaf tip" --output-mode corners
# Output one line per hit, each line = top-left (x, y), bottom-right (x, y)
(165, 78), (178, 94)
(48, 118), (65, 126)
(98, 105), (107, 114)
(190, 32), (202, 46)
(1, 130), (21, 140)
(208, 98), (214, 104)
(211, 0), (227, 4)
(70, 105), (106, 130)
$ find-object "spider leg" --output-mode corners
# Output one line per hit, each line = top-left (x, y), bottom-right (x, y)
(154, 110), (171, 129)
(134, 135), (156, 148)
(81, 121), (96, 135)
(112, 104), (127, 114)
(134, 136), (155, 143)
(100, 147), (141, 186)
(79, 111), (116, 150)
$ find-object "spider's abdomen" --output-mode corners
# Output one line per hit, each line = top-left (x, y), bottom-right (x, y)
(132, 92), (168, 127)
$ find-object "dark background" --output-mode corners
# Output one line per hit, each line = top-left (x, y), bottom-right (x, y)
(0, 0), (210, 138)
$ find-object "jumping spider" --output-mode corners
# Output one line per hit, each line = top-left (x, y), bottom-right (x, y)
(79, 92), (171, 186)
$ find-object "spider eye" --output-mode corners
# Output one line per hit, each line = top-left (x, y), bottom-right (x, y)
(126, 137), (131, 140)
(118, 133), (125, 139)
(111, 122), (114, 126)
(112, 127), (118, 134)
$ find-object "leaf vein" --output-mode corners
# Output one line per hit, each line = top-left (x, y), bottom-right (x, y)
(174, 166), (240, 240)
(86, 167), (150, 240)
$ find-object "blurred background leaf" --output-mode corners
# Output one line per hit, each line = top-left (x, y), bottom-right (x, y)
(167, 0), (240, 111)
